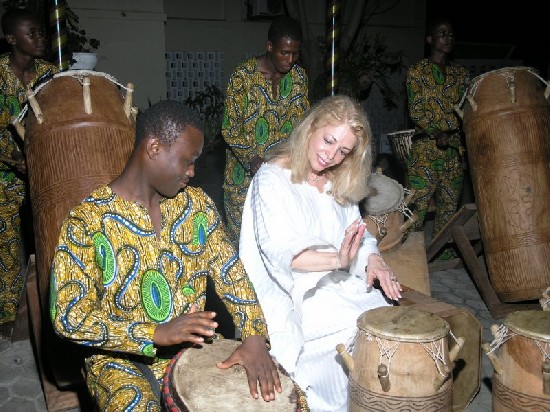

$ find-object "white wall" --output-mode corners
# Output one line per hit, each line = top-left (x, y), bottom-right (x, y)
(68, 0), (167, 109)
(2, 0), (427, 111)
(164, 0), (427, 87)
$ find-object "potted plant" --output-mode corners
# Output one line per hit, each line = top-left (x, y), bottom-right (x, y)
(65, 2), (100, 69)
(311, 32), (405, 108)
(184, 85), (225, 152)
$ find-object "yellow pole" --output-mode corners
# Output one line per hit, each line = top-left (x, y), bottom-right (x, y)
(50, 0), (69, 71)
(326, 0), (340, 96)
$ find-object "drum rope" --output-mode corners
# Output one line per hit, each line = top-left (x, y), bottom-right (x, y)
(534, 341), (550, 362)
(458, 66), (549, 110)
(373, 336), (400, 375)
(14, 70), (131, 124)
(398, 188), (414, 220)
(420, 340), (448, 377)
(366, 187), (415, 236)
(486, 325), (515, 354)
(367, 214), (389, 237)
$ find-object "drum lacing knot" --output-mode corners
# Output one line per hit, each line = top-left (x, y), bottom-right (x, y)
(486, 324), (514, 354)
(420, 339), (449, 377)
(534, 341), (550, 363)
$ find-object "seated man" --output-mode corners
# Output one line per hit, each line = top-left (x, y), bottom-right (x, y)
(49, 100), (282, 411)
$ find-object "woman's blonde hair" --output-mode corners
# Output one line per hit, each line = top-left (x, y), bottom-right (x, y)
(268, 94), (373, 205)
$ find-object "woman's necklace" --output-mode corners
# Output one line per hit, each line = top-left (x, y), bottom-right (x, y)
(307, 174), (324, 182)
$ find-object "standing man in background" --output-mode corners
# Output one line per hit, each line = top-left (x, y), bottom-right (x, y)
(406, 16), (469, 259)
(0, 8), (58, 331)
(222, 15), (309, 249)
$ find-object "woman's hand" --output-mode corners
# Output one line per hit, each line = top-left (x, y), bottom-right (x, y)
(365, 253), (402, 301)
(338, 218), (366, 269)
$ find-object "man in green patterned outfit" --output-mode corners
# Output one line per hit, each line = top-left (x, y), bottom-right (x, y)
(222, 16), (309, 248)
(0, 8), (57, 328)
(406, 16), (469, 259)
(50, 101), (283, 411)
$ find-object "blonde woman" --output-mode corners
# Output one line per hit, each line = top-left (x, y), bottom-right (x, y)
(240, 95), (401, 412)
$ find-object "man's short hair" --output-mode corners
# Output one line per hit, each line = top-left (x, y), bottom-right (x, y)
(1, 8), (36, 36)
(267, 16), (303, 43)
(135, 100), (204, 148)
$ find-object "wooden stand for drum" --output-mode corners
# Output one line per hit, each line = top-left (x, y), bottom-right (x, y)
(427, 204), (542, 319)
(14, 71), (137, 411)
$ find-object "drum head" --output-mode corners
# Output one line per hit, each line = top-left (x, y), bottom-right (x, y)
(504, 310), (550, 342)
(357, 306), (449, 342)
(165, 339), (298, 411)
(363, 173), (404, 215)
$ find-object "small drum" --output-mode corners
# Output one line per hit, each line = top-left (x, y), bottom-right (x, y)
(337, 306), (464, 411)
(362, 171), (416, 252)
(387, 129), (414, 171)
(162, 339), (307, 411)
(483, 310), (550, 411)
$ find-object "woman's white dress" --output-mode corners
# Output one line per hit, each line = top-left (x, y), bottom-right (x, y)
(239, 163), (391, 412)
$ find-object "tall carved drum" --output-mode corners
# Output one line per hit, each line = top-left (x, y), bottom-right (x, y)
(21, 70), (136, 385)
(23, 70), (136, 311)
(483, 310), (550, 411)
(338, 306), (463, 411)
(462, 67), (550, 302)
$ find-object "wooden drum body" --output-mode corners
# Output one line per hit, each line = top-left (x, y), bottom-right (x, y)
(339, 306), (460, 411)
(483, 310), (550, 411)
(399, 289), (481, 411)
(23, 71), (135, 312)
(462, 67), (550, 302)
(162, 339), (305, 411)
(387, 129), (414, 171)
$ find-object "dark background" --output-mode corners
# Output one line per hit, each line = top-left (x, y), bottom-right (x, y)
(427, 0), (549, 77)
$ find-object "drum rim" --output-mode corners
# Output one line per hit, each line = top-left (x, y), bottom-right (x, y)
(162, 339), (301, 411)
(503, 310), (550, 342)
(386, 129), (415, 137)
(470, 66), (539, 84)
(357, 307), (450, 342)
(363, 173), (404, 216)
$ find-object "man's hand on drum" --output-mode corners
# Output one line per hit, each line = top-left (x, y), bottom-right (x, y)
(338, 218), (366, 269)
(153, 304), (218, 346)
(217, 335), (282, 402)
(366, 253), (402, 301)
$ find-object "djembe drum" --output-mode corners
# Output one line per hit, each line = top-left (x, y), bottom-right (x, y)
(337, 306), (464, 411)
(482, 310), (550, 411)
(387, 129), (414, 171)
(162, 339), (308, 411)
(461, 66), (550, 302)
(17, 70), (136, 385)
(362, 170), (416, 252)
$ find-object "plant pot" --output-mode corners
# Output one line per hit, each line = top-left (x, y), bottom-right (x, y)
(70, 52), (98, 70)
